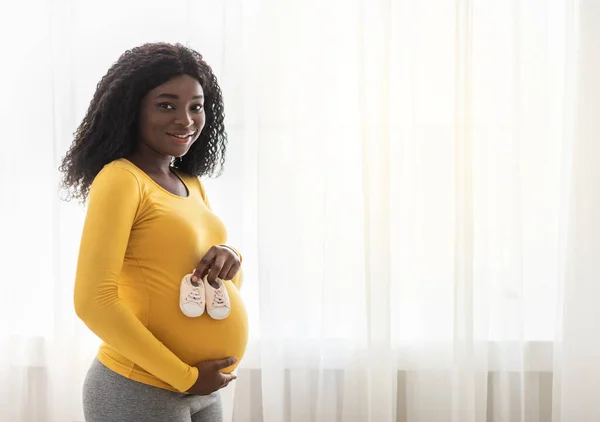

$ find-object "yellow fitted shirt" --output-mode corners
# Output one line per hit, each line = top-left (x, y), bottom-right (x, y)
(74, 158), (248, 393)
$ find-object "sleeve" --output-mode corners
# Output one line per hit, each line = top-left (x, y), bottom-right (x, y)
(73, 166), (198, 393)
(196, 177), (244, 289)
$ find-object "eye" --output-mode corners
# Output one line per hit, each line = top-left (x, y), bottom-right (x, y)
(157, 103), (175, 110)
(191, 104), (204, 112)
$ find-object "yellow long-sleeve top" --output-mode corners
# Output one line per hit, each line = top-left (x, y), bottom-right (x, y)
(74, 158), (248, 393)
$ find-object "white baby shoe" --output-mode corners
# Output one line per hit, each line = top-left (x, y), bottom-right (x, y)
(204, 276), (231, 320)
(179, 273), (206, 318)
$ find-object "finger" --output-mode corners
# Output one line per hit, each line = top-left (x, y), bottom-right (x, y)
(219, 373), (237, 388)
(193, 248), (217, 282)
(218, 259), (234, 281)
(212, 356), (238, 370)
(224, 261), (241, 281)
(208, 254), (227, 287)
(220, 373), (237, 386)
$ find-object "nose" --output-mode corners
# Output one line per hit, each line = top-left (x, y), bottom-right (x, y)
(174, 110), (194, 128)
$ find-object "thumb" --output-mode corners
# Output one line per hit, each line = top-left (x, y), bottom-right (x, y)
(191, 268), (203, 284)
(220, 373), (237, 385)
(193, 249), (217, 282)
(213, 356), (238, 370)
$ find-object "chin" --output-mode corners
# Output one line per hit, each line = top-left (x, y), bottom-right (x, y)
(168, 145), (192, 159)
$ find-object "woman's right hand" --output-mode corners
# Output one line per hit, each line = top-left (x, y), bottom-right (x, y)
(186, 357), (238, 395)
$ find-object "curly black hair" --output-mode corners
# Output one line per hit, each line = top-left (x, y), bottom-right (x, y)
(59, 42), (227, 202)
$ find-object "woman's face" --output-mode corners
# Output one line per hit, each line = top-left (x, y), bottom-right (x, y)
(137, 74), (205, 158)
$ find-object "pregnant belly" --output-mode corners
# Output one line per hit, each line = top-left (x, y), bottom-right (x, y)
(150, 280), (249, 373)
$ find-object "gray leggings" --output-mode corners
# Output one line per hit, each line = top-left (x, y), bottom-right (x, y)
(83, 359), (223, 422)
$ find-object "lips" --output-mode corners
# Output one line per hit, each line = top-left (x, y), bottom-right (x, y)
(167, 130), (197, 144)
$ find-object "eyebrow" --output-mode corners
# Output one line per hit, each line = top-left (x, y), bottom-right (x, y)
(156, 93), (204, 100)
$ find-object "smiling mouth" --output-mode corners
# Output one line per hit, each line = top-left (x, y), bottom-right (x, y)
(167, 130), (197, 143)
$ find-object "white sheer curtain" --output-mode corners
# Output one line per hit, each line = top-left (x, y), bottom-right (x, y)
(1, 0), (598, 421)
(553, 1), (600, 421)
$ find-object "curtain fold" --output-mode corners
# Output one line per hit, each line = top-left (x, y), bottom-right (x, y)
(553, 1), (600, 421)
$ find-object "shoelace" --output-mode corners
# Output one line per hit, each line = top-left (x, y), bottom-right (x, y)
(212, 287), (228, 307)
(187, 287), (202, 302)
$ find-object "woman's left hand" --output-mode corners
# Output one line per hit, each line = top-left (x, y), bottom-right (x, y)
(192, 245), (241, 288)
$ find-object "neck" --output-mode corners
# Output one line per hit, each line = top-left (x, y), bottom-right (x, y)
(128, 143), (172, 175)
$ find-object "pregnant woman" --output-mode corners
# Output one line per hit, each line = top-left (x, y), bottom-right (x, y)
(59, 43), (248, 422)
